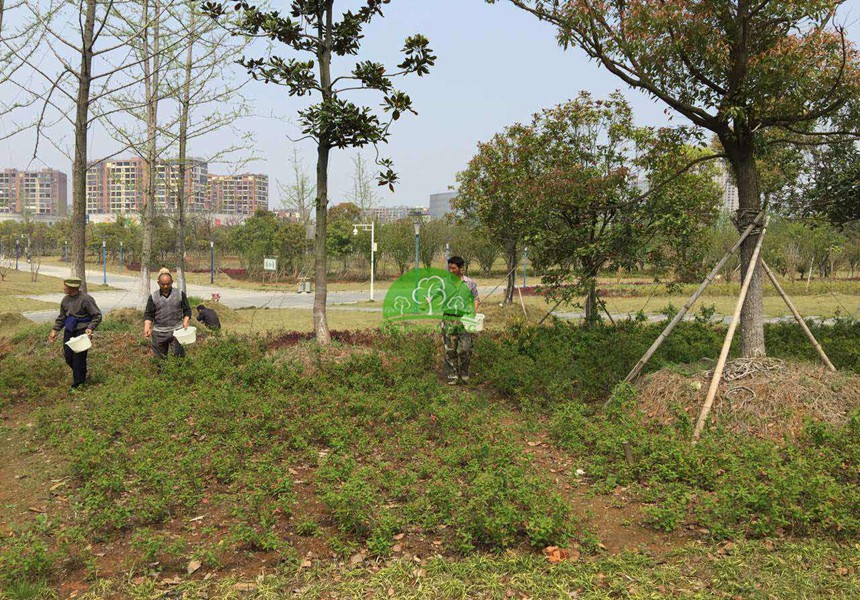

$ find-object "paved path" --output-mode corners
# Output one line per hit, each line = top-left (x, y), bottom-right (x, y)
(21, 264), (374, 323)
(19, 265), (837, 326)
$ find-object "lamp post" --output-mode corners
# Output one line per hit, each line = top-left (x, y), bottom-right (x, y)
(63, 240), (68, 263)
(15, 238), (19, 270)
(352, 222), (376, 301)
(445, 240), (450, 262)
(210, 240), (215, 284)
(119, 241), (124, 272)
(102, 240), (107, 284)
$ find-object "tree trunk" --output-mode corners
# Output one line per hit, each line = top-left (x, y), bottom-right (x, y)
(728, 139), (766, 357)
(138, 0), (160, 307)
(504, 242), (516, 304)
(175, 5), (196, 294)
(312, 3), (333, 345)
(583, 278), (599, 326)
(313, 143), (331, 344)
(71, 0), (98, 292)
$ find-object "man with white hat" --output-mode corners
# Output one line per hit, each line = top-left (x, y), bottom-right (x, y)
(143, 270), (191, 360)
(49, 277), (102, 390)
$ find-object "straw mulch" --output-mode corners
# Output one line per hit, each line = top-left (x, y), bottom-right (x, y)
(637, 359), (860, 442)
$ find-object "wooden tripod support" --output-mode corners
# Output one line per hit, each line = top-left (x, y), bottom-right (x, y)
(692, 217), (770, 442)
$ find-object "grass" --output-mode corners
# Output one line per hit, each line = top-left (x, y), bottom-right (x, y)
(1, 302), (860, 595)
(69, 539), (860, 599)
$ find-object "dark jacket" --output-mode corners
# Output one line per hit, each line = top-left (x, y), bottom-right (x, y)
(196, 307), (221, 330)
(53, 292), (102, 333)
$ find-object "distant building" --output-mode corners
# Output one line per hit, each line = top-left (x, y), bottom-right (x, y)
(716, 165), (739, 213)
(0, 168), (67, 215)
(86, 157), (209, 214)
(207, 173), (268, 215)
(429, 191), (456, 220)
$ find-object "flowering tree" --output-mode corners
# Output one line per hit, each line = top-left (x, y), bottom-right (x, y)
(490, 0), (860, 355)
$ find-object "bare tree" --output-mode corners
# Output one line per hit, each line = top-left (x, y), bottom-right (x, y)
(278, 145), (315, 226)
(347, 153), (379, 216)
(12, 0), (172, 292)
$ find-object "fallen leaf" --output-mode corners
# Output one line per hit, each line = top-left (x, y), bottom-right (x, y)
(189, 515), (204, 522)
(527, 441), (542, 447)
(393, 533), (405, 540)
(300, 560), (312, 569)
(131, 576), (146, 585)
(388, 588), (395, 597)
(232, 582), (256, 592)
(349, 553), (365, 565)
(543, 546), (580, 564)
(187, 559), (201, 575)
(27, 506), (46, 513)
(392, 544), (402, 553)
(161, 576), (182, 585)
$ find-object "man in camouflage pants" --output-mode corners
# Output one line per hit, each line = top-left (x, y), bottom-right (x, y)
(441, 256), (479, 385)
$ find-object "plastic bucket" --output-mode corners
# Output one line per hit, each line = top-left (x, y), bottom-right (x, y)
(65, 333), (92, 353)
(461, 313), (485, 333)
(173, 326), (197, 345)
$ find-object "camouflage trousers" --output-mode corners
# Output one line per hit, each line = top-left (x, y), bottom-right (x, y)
(440, 320), (473, 381)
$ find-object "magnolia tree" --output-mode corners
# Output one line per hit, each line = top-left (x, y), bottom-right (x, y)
(203, 0), (435, 344)
(491, 0), (860, 355)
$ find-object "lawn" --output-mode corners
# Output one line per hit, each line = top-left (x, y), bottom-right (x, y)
(1, 316), (859, 597)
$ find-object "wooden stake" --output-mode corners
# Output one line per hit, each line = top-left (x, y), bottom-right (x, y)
(517, 286), (528, 319)
(624, 211), (765, 383)
(761, 260), (836, 372)
(692, 216), (770, 443)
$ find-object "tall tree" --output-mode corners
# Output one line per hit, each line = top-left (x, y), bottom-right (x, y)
(491, 0), (860, 356)
(455, 123), (539, 304)
(18, 0), (166, 292)
(204, 0), (435, 344)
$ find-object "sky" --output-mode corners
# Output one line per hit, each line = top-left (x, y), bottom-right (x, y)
(2, 0), (859, 211)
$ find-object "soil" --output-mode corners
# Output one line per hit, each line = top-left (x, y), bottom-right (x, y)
(637, 359), (860, 442)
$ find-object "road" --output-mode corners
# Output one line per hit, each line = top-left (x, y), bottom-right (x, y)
(20, 264), (835, 326)
(21, 264), (375, 323)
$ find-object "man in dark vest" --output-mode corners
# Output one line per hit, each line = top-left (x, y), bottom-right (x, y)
(143, 271), (191, 359)
(49, 277), (102, 390)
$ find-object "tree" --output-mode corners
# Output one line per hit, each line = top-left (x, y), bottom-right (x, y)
(380, 219), (415, 276)
(204, 0), (435, 344)
(492, 0), (860, 356)
(532, 93), (720, 323)
(347, 153), (379, 215)
(279, 145), (315, 225)
(455, 123), (539, 304)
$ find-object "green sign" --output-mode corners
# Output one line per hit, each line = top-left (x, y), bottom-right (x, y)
(383, 267), (475, 323)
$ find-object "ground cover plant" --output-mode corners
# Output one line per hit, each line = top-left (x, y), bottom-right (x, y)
(1, 316), (859, 597)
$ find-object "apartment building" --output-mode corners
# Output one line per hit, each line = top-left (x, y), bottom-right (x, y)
(86, 158), (209, 214)
(0, 169), (67, 215)
(207, 173), (268, 215)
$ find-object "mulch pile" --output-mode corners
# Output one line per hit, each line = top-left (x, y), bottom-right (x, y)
(637, 358), (860, 442)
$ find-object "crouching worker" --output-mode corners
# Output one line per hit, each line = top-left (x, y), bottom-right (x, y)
(196, 304), (221, 331)
(143, 271), (191, 360)
(440, 256), (479, 385)
(49, 278), (102, 390)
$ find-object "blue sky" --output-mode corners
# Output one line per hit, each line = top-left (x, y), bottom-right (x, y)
(2, 0), (859, 210)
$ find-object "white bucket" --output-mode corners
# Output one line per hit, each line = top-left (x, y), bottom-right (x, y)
(461, 313), (485, 333)
(65, 333), (92, 353)
(173, 326), (197, 345)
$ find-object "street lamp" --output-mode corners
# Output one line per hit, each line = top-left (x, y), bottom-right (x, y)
(353, 222), (376, 301)
(102, 239), (107, 285)
(523, 246), (528, 288)
(413, 220), (421, 314)
(15, 238), (19, 270)
(210, 240), (215, 284)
